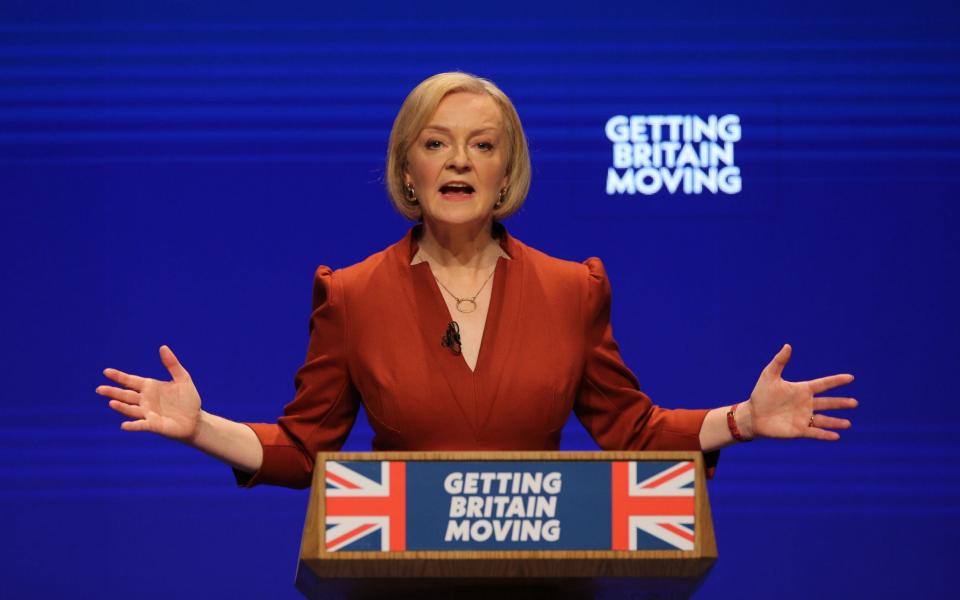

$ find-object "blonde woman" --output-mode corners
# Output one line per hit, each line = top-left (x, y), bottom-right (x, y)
(97, 72), (857, 488)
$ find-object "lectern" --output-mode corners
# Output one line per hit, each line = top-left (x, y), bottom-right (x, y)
(295, 451), (716, 599)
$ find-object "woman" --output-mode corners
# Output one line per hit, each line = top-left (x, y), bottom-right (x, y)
(96, 72), (857, 488)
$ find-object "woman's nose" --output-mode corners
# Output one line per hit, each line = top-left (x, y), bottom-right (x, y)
(447, 145), (471, 171)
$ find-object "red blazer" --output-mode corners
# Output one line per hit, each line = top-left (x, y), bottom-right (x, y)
(238, 225), (718, 488)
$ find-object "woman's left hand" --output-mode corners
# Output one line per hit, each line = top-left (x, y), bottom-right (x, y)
(747, 344), (858, 440)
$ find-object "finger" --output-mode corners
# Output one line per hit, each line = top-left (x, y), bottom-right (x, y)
(120, 419), (151, 432)
(811, 414), (852, 430)
(109, 400), (145, 420)
(808, 374), (855, 395)
(813, 396), (858, 411)
(804, 427), (841, 441)
(103, 368), (147, 392)
(95, 385), (140, 405)
(765, 344), (792, 378)
(159, 345), (190, 383)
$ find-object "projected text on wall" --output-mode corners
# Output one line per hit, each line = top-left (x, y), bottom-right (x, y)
(605, 114), (742, 195)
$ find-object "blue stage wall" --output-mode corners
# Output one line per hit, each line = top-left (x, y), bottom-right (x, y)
(2, 1), (957, 597)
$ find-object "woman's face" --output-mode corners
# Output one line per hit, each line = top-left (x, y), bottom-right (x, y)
(404, 92), (509, 229)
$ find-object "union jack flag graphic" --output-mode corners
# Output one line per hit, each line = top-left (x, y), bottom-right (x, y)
(611, 461), (696, 551)
(324, 461), (406, 552)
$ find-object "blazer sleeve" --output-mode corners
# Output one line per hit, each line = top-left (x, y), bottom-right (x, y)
(574, 257), (719, 478)
(234, 266), (361, 489)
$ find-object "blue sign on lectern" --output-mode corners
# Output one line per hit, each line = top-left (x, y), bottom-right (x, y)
(322, 460), (695, 553)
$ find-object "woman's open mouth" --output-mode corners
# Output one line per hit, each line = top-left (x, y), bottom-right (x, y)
(439, 183), (475, 200)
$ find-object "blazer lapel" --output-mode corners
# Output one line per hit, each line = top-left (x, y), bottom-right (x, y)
(476, 225), (525, 434)
(392, 226), (479, 438)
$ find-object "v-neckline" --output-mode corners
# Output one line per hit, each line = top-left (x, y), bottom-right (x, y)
(398, 223), (524, 437)
(411, 253), (506, 375)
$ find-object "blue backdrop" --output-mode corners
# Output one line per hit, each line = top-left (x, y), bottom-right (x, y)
(2, 1), (957, 597)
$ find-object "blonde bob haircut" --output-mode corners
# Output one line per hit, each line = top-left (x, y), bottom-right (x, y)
(386, 72), (531, 221)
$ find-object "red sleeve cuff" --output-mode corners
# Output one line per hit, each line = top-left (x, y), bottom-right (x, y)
(231, 422), (314, 489)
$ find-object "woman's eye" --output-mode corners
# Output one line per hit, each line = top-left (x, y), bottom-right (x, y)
(477, 142), (494, 151)
(425, 139), (444, 149)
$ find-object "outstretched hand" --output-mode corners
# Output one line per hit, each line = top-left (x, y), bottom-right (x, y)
(748, 344), (858, 441)
(96, 345), (202, 441)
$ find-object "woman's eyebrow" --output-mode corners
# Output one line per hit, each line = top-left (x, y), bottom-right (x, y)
(422, 125), (499, 136)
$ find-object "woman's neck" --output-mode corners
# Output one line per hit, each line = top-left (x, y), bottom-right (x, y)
(416, 219), (504, 269)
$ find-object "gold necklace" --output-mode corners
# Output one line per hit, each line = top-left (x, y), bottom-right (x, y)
(431, 267), (496, 313)
(421, 259), (497, 314)
(414, 247), (501, 314)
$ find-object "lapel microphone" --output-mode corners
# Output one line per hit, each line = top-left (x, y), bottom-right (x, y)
(441, 321), (462, 355)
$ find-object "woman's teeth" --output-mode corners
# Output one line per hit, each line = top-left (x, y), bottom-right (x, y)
(440, 184), (475, 194)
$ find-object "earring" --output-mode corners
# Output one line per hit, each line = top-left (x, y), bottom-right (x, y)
(404, 184), (419, 205)
(494, 188), (506, 209)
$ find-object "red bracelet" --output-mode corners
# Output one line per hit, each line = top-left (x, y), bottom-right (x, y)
(727, 403), (752, 442)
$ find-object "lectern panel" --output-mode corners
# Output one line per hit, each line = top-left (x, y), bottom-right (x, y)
(297, 451), (716, 598)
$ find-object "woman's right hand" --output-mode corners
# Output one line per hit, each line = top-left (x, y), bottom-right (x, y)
(97, 345), (202, 442)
